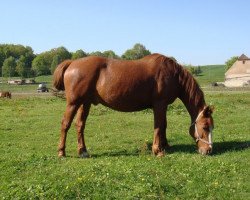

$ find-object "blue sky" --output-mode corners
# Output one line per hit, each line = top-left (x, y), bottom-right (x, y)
(1, 0), (249, 65)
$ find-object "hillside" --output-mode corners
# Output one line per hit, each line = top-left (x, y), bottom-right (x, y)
(194, 65), (225, 86)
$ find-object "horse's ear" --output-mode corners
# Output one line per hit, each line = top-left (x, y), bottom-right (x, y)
(203, 105), (214, 117)
(209, 105), (215, 113)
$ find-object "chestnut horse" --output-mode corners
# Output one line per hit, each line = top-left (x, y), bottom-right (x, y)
(53, 54), (214, 157)
(0, 91), (11, 99)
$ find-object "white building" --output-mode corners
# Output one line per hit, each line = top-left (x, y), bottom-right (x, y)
(225, 54), (250, 87)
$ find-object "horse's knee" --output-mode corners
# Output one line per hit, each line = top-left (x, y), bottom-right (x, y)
(61, 118), (71, 132)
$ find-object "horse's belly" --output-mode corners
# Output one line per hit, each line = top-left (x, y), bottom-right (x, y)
(96, 82), (153, 112)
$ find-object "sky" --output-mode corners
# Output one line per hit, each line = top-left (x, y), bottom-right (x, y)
(1, 0), (249, 65)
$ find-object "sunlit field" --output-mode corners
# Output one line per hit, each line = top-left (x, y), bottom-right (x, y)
(0, 65), (249, 199)
(0, 91), (249, 199)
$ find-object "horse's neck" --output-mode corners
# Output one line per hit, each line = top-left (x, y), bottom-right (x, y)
(180, 94), (205, 123)
(177, 68), (206, 122)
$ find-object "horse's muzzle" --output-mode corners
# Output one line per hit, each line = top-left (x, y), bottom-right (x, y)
(198, 147), (212, 155)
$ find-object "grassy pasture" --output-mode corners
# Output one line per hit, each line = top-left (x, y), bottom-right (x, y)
(0, 91), (249, 199)
(0, 64), (249, 199)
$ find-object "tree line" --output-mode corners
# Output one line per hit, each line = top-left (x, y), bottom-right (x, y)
(0, 43), (151, 78)
(3, 42), (236, 79)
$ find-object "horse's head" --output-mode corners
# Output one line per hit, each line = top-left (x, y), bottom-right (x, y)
(190, 106), (214, 155)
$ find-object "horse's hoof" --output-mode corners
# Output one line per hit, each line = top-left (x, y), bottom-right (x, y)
(156, 151), (165, 157)
(79, 151), (90, 158)
(58, 151), (66, 157)
(152, 145), (166, 156)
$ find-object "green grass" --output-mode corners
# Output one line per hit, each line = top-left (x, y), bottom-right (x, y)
(195, 65), (226, 86)
(0, 92), (249, 199)
(0, 75), (53, 93)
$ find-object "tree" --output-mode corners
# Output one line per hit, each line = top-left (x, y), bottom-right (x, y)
(0, 44), (35, 77)
(50, 55), (61, 74)
(2, 56), (16, 78)
(72, 50), (87, 60)
(89, 51), (104, 57)
(32, 55), (51, 76)
(51, 47), (71, 61)
(31, 46), (71, 76)
(225, 56), (238, 70)
(50, 47), (71, 73)
(186, 64), (202, 76)
(0, 49), (4, 76)
(102, 50), (119, 59)
(122, 43), (151, 60)
(16, 55), (28, 78)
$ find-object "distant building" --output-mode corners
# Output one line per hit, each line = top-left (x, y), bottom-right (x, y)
(225, 54), (250, 87)
(7, 79), (25, 85)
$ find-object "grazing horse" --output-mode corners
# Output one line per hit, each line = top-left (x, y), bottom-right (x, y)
(53, 54), (214, 157)
(0, 91), (11, 99)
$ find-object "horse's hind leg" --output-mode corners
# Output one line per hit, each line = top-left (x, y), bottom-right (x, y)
(58, 103), (79, 157)
(75, 103), (91, 158)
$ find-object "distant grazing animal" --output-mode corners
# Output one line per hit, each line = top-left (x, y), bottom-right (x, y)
(0, 91), (11, 99)
(53, 53), (214, 158)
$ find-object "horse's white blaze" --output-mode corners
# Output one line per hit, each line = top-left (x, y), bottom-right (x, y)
(208, 127), (213, 148)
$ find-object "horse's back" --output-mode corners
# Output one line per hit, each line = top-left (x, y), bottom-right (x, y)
(95, 58), (160, 111)
(63, 55), (177, 111)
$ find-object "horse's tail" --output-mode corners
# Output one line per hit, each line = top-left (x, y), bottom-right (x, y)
(53, 60), (73, 91)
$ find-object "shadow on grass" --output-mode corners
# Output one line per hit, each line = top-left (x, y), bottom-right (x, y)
(169, 140), (250, 155)
(90, 150), (139, 158)
(90, 141), (250, 158)
(212, 140), (250, 155)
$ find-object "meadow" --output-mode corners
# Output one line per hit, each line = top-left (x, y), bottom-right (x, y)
(0, 65), (250, 199)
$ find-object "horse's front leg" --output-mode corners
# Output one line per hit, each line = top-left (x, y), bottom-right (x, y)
(152, 103), (170, 157)
(75, 103), (90, 158)
(58, 103), (79, 157)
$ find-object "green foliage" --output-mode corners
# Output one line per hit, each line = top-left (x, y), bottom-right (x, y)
(0, 43), (152, 76)
(32, 54), (51, 76)
(16, 55), (31, 78)
(31, 46), (71, 76)
(102, 50), (119, 59)
(225, 56), (238, 70)
(0, 44), (34, 78)
(50, 55), (61, 74)
(122, 43), (151, 60)
(186, 64), (202, 76)
(88, 50), (120, 59)
(71, 49), (87, 60)
(2, 56), (16, 77)
(0, 93), (249, 199)
(89, 51), (104, 57)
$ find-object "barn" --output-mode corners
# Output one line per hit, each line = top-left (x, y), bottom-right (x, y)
(225, 54), (250, 87)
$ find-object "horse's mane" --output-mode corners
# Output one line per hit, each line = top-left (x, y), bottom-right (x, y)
(151, 54), (205, 107)
(176, 63), (205, 106)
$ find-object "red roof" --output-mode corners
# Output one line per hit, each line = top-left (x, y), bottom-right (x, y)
(238, 54), (250, 60)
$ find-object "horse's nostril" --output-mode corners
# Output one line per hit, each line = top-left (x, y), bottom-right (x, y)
(206, 147), (213, 155)
(199, 147), (212, 155)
